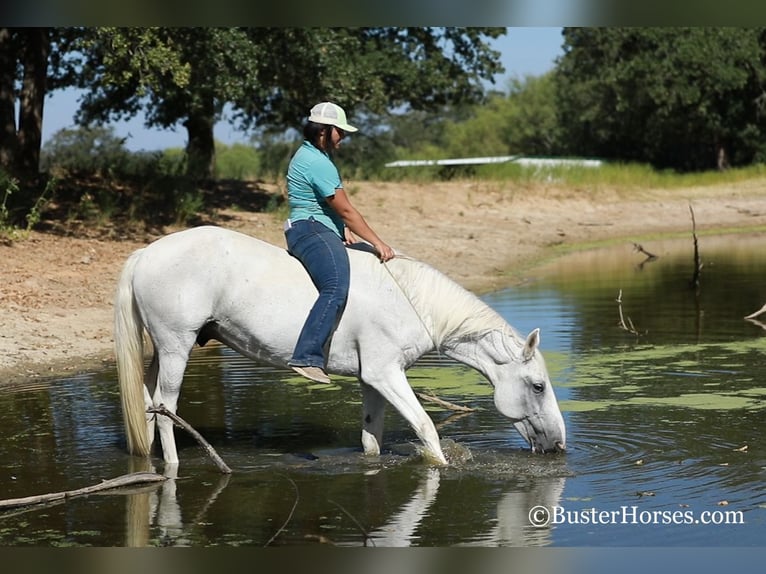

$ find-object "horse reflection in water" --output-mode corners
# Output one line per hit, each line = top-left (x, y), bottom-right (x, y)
(457, 477), (567, 546)
(124, 464), (566, 547)
(125, 459), (229, 547)
(114, 226), (565, 466)
(365, 468), (441, 547)
(367, 471), (567, 547)
(124, 461), (184, 547)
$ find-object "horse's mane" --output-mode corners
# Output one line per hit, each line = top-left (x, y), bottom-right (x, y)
(378, 254), (517, 348)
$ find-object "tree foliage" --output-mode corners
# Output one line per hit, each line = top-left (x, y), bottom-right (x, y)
(555, 27), (766, 171)
(74, 27), (505, 179)
(436, 73), (562, 159)
(326, 73), (562, 180)
(40, 125), (133, 175)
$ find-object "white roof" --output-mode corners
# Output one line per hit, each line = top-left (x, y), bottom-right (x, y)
(385, 156), (602, 168)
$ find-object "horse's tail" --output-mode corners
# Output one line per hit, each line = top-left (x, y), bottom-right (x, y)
(114, 248), (151, 457)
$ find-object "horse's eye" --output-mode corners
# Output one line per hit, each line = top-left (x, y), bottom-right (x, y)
(532, 382), (545, 394)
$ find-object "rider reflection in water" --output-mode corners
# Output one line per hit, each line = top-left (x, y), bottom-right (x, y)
(284, 102), (395, 385)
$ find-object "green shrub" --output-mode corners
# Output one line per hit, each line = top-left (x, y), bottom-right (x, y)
(41, 125), (132, 176)
(0, 172), (55, 241)
(215, 142), (260, 180)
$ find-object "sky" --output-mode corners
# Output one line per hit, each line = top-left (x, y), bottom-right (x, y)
(41, 27), (565, 152)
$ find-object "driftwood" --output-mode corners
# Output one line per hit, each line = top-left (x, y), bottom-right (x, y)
(0, 472), (167, 511)
(416, 392), (476, 412)
(148, 405), (232, 474)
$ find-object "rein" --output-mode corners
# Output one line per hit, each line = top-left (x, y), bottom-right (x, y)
(381, 255), (518, 366)
(381, 257), (442, 355)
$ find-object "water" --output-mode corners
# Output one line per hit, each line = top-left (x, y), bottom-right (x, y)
(484, 233), (766, 545)
(1, 233), (764, 546)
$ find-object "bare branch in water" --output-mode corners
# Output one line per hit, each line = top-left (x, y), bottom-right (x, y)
(416, 392), (476, 412)
(264, 475), (299, 547)
(148, 405), (232, 474)
(435, 411), (474, 432)
(616, 290), (642, 336)
(329, 499), (375, 547)
(0, 472), (167, 511)
(744, 303), (766, 320)
(689, 203), (703, 290)
(632, 242), (658, 260)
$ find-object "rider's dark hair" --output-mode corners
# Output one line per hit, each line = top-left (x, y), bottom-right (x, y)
(304, 121), (335, 156)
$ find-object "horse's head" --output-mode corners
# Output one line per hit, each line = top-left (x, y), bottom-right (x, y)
(488, 328), (566, 454)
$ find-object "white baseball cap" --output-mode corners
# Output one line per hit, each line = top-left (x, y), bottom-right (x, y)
(308, 102), (358, 132)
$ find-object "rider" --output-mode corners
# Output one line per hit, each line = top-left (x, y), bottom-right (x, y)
(284, 102), (395, 384)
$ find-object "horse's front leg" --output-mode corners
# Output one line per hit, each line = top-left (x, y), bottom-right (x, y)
(360, 381), (387, 456)
(363, 369), (448, 465)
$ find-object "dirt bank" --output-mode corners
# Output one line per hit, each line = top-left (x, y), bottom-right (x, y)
(2, 178), (765, 385)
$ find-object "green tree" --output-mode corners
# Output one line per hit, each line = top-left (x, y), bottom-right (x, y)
(438, 73), (562, 159)
(556, 27), (766, 171)
(501, 73), (562, 155)
(74, 27), (505, 180)
(0, 28), (81, 179)
(0, 28), (49, 179)
(40, 125), (131, 175)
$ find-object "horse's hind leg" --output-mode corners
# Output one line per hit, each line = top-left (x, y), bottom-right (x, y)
(144, 352), (159, 452)
(360, 381), (387, 456)
(153, 350), (190, 465)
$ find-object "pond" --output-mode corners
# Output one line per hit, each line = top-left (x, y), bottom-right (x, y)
(0, 233), (764, 547)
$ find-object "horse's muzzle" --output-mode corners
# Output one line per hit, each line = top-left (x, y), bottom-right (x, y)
(533, 440), (566, 454)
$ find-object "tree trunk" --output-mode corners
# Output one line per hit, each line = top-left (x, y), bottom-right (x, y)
(17, 27), (49, 179)
(0, 28), (18, 172)
(184, 97), (216, 180)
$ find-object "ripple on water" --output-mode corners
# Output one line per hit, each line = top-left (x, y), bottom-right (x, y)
(564, 410), (763, 510)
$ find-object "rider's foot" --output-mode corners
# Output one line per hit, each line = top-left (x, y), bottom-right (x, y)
(290, 365), (331, 384)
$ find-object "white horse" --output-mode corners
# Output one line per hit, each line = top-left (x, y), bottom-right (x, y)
(114, 225), (566, 466)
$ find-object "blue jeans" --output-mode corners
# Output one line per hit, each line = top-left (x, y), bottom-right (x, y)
(285, 218), (350, 368)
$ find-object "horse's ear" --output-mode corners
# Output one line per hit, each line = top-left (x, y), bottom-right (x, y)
(523, 328), (541, 361)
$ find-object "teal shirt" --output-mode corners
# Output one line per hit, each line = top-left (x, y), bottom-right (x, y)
(286, 141), (345, 237)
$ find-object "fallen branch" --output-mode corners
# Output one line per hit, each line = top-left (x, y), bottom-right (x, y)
(744, 303), (766, 320)
(0, 472), (167, 511)
(616, 289), (641, 335)
(632, 242), (658, 260)
(188, 473), (231, 528)
(329, 498), (375, 547)
(264, 475), (299, 547)
(416, 392), (476, 412)
(435, 411), (474, 432)
(148, 405), (232, 474)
